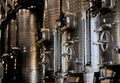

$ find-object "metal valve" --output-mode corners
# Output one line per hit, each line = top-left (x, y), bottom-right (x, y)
(41, 28), (51, 41)
(65, 13), (77, 29)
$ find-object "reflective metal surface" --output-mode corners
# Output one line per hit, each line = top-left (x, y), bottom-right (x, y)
(9, 19), (17, 48)
(1, 26), (9, 54)
(100, 0), (120, 65)
(113, 0), (120, 64)
(17, 9), (41, 83)
(43, 0), (60, 29)
(90, 16), (100, 72)
(1, 0), (120, 83)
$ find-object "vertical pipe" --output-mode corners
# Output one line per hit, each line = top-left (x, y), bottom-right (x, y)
(84, 2), (100, 83)
(90, 16), (100, 72)
(61, 31), (67, 83)
(84, 13), (100, 83)
(85, 15), (100, 83)
(53, 29), (58, 73)
(0, 6), (1, 57)
(53, 28), (61, 83)
(86, 10), (91, 65)
(81, 11), (87, 67)
(53, 29), (58, 82)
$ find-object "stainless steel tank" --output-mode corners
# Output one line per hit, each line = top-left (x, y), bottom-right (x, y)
(65, 0), (86, 74)
(60, 0), (86, 83)
(112, 0), (120, 65)
(17, 9), (41, 83)
(43, 0), (60, 29)
(42, 0), (60, 81)
(6, 19), (18, 82)
(100, 0), (120, 66)
(9, 19), (17, 48)
(1, 26), (9, 54)
(1, 23), (9, 83)
(43, 1), (85, 83)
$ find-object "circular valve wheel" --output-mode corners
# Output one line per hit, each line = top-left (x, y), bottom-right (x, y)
(100, 30), (113, 52)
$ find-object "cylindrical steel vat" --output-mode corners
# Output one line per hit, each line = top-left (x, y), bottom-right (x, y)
(100, 0), (120, 66)
(9, 19), (17, 48)
(1, 24), (9, 83)
(43, 0), (60, 29)
(17, 9), (41, 83)
(1, 26), (9, 54)
(67, 0), (86, 74)
(112, 0), (120, 64)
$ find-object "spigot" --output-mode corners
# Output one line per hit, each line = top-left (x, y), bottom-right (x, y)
(98, 61), (113, 68)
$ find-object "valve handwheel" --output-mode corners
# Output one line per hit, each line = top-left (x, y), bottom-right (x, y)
(100, 30), (113, 52)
